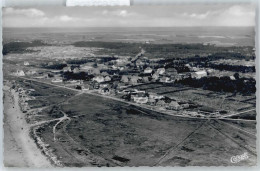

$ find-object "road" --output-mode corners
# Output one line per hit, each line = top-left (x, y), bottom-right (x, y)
(9, 76), (257, 166)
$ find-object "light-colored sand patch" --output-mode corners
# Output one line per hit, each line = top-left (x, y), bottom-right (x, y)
(3, 86), (52, 167)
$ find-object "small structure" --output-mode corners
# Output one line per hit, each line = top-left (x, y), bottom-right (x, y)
(16, 70), (25, 76)
(142, 77), (150, 83)
(101, 72), (109, 76)
(230, 75), (236, 80)
(192, 70), (207, 79)
(160, 77), (172, 83)
(167, 101), (181, 110)
(63, 66), (71, 72)
(152, 73), (160, 81)
(129, 75), (139, 85)
(100, 87), (110, 95)
(157, 68), (165, 75)
(133, 96), (148, 104)
(24, 61), (30, 66)
(51, 78), (63, 83)
(149, 93), (164, 100)
(135, 59), (145, 67)
(121, 75), (129, 83)
(80, 65), (93, 71)
(48, 62), (54, 66)
(26, 69), (37, 75)
(91, 68), (101, 75)
(92, 76), (105, 83)
(104, 75), (111, 82)
(144, 67), (153, 74)
(156, 100), (166, 107)
(148, 98), (156, 104)
(82, 84), (90, 91)
(73, 67), (80, 73)
(166, 68), (178, 75)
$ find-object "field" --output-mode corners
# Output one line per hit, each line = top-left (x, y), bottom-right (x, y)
(2, 26), (256, 167)
(131, 82), (256, 114)
(10, 79), (257, 166)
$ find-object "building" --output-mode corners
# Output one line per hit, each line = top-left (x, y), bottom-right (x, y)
(101, 72), (109, 76)
(91, 68), (101, 75)
(26, 69), (37, 75)
(92, 76), (105, 83)
(149, 93), (164, 100)
(48, 62), (54, 66)
(104, 75), (111, 82)
(121, 75), (129, 83)
(166, 101), (181, 110)
(156, 100), (166, 106)
(82, 84), (90, 91)
(100, 87), (110, 95)
(24, 61), (30, 66)
(142, 77), (150, 83)
(157, 68), (165, 75)
(63, 66), (71, 72)
(230, 75), (236, 80)
(16, 70), (25, 76)
(51, 78), (63, 83)
(129, 75), (139, 85)
(192, 70), (207, 79)
(73, 67), (80, 73)
(144, 67), (153, 74)
(80, 65), (93, 71)
(133, 96), (148, 104)
(152, 73), (160, 81)
(166, 68), (178, 75)
(160, 77), (173, 83)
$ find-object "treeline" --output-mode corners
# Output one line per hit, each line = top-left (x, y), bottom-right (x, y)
(42, 64), (67, 70)
(176, 76), (256, 95)
(62, 71), (94, 81)
(72, 41), (255, 60)
(209, 64), (255, 73)
(2, 40), (48, 55)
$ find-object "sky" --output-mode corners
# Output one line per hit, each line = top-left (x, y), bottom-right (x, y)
(2, 4), (256, 27)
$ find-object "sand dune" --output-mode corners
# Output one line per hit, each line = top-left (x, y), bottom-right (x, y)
(3, 85), (51, 167)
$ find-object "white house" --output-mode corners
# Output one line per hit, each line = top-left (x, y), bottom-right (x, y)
(144, 67), (153, 74)
(192, 70), (207, 79)
(24, 61), (30, 66)
(104, 76), (111, 82)
(149, 93), (164, 100)
(16, 70), (25, 76)
(157, 68), (165, 75)
(160, 77), (173, 83)
(93, 76), (105, 83)
(133, 96), (148, 104)
(26, 69), (37, 75)
(63, 66), (71, 72)
(51, 78), (63, 83)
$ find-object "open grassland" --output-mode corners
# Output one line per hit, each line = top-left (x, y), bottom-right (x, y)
(9, 78), (257, 166)
(131, 82), (256, 114)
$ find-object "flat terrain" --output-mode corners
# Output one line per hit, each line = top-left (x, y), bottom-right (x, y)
(8, 78), (255, 167)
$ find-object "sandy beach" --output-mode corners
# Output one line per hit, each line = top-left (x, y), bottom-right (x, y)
(3, 85), (52, 167)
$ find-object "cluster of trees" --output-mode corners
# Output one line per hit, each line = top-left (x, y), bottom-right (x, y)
(42, 63), (67, 70)
(177, 76), (256, 95)
(62, 71), (94, 81)
(72, 41), (254, 60)
(3, 40), (48, 55)
(208, 64), (255, 73)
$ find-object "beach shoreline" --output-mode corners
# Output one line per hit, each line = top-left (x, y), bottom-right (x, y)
(3, 84), (52, 167)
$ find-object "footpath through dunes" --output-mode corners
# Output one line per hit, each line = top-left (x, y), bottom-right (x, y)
(43, 93), (255, 166)
(7, 77), (257, 166)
